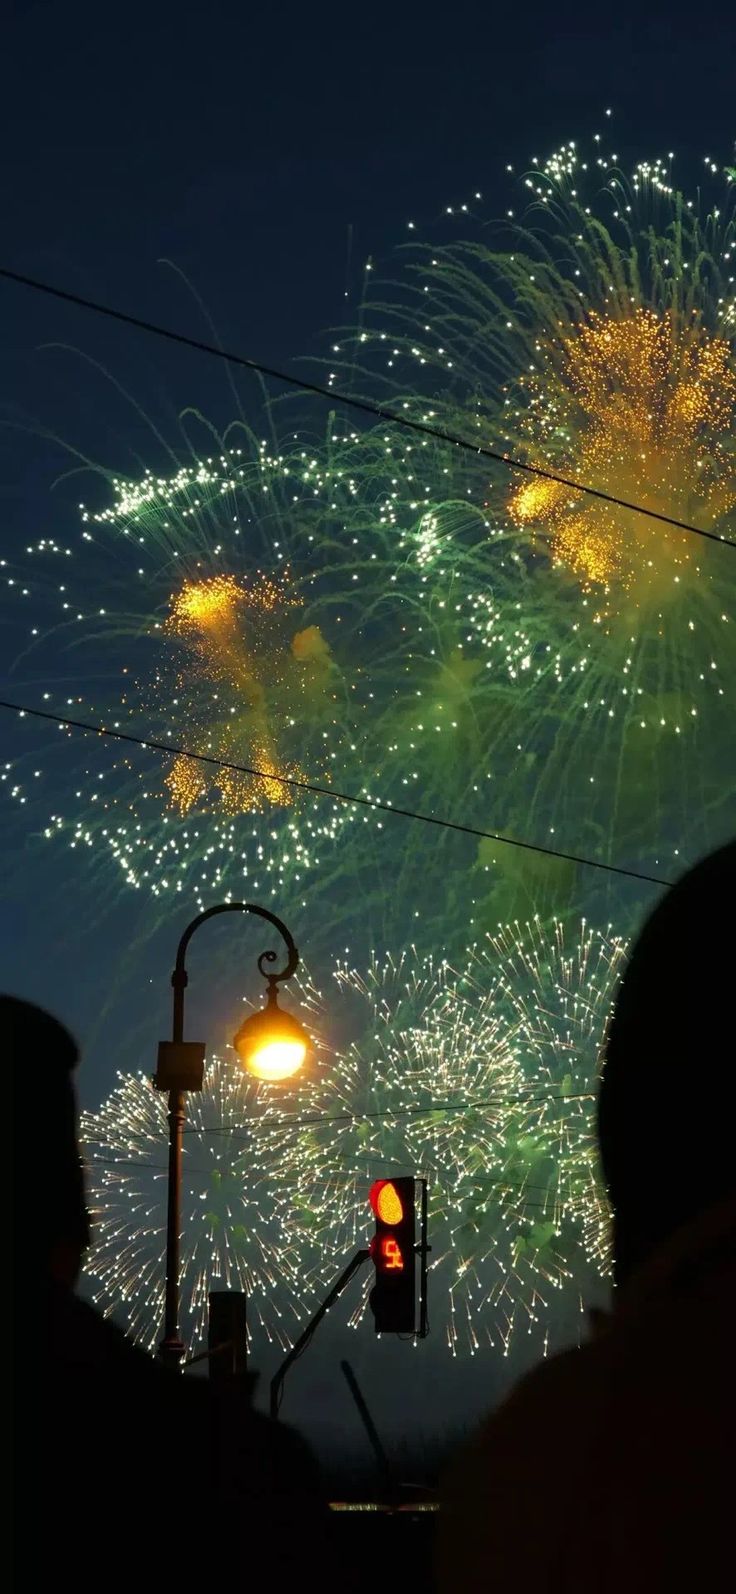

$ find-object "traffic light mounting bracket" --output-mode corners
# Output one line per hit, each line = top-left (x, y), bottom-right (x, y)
(270, 1248), (370, 1419)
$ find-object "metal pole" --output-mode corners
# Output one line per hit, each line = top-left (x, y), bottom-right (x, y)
(160, 1087), (186, 1365)
(159, 955), (188, 1367)
(270, 1249), (369, 1419)
(341, 1361), (396, 1509)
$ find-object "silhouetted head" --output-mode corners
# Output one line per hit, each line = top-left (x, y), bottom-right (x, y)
(598, 841), (736, 1286)
(5, 995), (90, 1286)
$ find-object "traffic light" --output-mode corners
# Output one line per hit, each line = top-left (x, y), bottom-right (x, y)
(368, 1177), (416, 1333)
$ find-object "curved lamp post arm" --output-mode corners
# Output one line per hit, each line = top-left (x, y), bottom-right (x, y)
(159, 900), (299, 1367)
(171, 901), (299, 1043)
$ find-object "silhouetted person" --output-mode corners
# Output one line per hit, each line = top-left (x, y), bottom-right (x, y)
(8, 996), (330, 1593)
(437, 842), (736, 1593)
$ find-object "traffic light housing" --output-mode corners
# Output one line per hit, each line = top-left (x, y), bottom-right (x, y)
(368, 1177), (416, 1333)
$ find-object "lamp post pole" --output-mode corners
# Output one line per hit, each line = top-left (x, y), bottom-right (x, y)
(161, 1085), (187, 1367)
(156, 902), (299, 1369)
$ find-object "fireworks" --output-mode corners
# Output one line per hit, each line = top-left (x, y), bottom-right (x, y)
(279, 921), (623, 1355)
(457, 919), (627, 1269)
(332, 138), (736, 878)
(1, 442), (378, 924)
(2, 130), (735, 947)
(80, 1055), (322, 1353)
(508, 308), (736, 599)
(161, 570), (326, 816)
(2, 417), (567, 941)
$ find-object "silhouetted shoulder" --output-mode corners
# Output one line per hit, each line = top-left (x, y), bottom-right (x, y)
(438, 1199), (736, 1594)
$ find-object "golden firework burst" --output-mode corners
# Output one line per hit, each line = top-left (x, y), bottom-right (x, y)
(509, 309), (736, 601)
(160, 571), (320, 816)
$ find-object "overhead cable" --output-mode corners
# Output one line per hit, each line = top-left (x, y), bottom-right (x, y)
(1, 264), (733, 552)
(0, 695), (673, 887)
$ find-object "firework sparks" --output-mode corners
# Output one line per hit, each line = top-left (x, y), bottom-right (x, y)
(162, 570), (308, 815)
(328, 134), (736, 878)
(81, 1056), (323, 1353)
(3, 133), (734, 936)
(457, 918), (627, 1269)
(1, 425), (569, 936)
(0, 443), (377, 923)
(273, 924), (622, 1355)
(78, 924), (621, 1359)
(508, 308), (736, 599)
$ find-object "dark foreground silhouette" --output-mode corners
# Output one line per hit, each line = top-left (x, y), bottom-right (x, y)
(8, 995), (330, 1593)
(438, 841), (736, 1593)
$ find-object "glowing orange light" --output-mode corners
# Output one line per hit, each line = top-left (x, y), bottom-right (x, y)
(379, 1236), (404, 1271)
(369, 1179), (404, 1225)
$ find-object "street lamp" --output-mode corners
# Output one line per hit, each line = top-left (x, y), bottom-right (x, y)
(233, 989), (308, 1081)
(154, 901), (309, 1367)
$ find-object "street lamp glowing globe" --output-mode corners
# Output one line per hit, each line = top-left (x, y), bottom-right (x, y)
(233, 988), (309, 1082)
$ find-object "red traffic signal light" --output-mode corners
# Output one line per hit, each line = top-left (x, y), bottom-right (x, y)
(370, 1178), (406, 1227)
(368, 1177), (416, 1333)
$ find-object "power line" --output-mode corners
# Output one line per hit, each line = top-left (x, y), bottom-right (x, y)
(85, 1090), (594, 1142)
(182, 1090), (594, 1135)
(0, 695), (672, 887)
(85, 1090), (594, 1147)
(1, 264), (733, 554)
(84, 1155), (583, 1207)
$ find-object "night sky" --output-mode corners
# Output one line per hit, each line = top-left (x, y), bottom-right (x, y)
(3, 1), (733, 1458)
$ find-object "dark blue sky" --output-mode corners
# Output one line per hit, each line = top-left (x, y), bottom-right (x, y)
(2, 0), (732, 1448)
(5, 1), (733, 377)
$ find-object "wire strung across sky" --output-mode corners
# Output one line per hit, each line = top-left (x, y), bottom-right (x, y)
(86, 1156), (571, 1209)
(91, 1090), (597, 1154)
(88, 1088), (599, 1197)
(91, 1089), (596, 1149)
(88, 1088), (597, 1148)
(185, 1090), (595, 1134)
(0, 696), (673, 888)
(1, 264), (734, 554)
